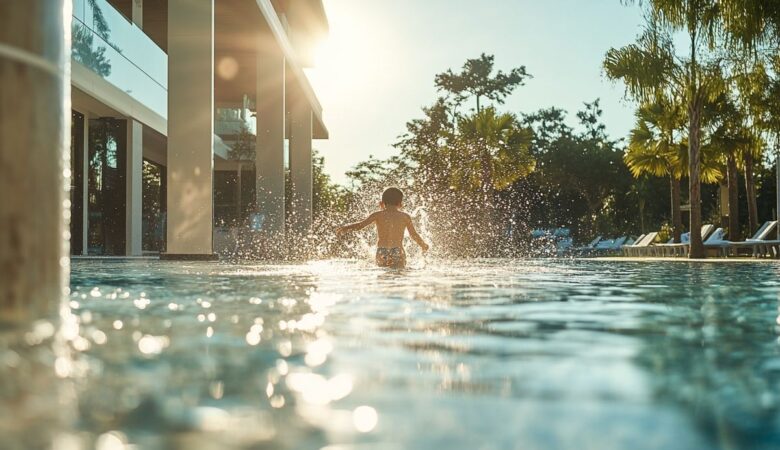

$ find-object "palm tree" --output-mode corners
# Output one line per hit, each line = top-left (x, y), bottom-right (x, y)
(617, 0), (780, 255)
(625, 98), (687, 242)
(705, 94), (750, 239)
(605, 14), (724, 257)
(454, 107), (535, 199)
(733, 62), (776, 235)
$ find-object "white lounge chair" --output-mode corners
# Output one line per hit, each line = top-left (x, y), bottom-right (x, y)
(623, 232), (658, 257)
(620, 234), (645, 256)
(722, 221), (779, 257)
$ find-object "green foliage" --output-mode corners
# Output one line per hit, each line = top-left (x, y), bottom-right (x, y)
(312, 150), (348, 216)
(454, 107), (535, 193)
(228, 125), (255, 162)
(625, 96), (686, 179)
(435, 53), (530, 112)
(515, 101), (639, 242)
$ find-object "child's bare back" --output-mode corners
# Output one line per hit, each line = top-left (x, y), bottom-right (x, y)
(337, 188), (429, 268)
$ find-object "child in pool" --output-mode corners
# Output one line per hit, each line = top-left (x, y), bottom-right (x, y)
(336, 187), (429, 268)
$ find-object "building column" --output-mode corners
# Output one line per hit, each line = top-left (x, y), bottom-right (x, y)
(164, 0), (216, 259)
(289, 92), (313, 234)
(255, 42), (286, 234)
(126, 119), (143, 256)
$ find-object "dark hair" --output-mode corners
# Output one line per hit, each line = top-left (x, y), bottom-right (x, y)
(381, 187), (403, 206)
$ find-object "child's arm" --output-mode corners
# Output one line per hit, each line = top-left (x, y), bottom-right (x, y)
(337, 212), (378, 236)
(405, 214), (430, 252)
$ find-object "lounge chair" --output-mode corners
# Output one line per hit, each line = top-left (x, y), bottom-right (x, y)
(619, 233), (645, 256)
(569, 236), (601, 256)
(653, 224), (716, 257)
(591, 236), (628, 256)
(623, 232), (658, 257)
(721, 221), (779, 257)
(700, 228), (729, 256)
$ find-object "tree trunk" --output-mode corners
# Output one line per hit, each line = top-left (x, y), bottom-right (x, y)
(687, 20), (704, 259)
(744, 151), (758, 234)
(688, 100), (704, 258)
(671, 176), (682, 243)
(727, 153), (740, 240)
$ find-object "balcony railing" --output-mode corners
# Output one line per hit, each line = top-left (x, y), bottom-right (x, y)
(72, 0), (168, 119)
(215, 107), (256, 137)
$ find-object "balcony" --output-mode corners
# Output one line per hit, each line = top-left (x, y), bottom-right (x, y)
(215, 106), (256, 138)
(72, 0), (168, 119)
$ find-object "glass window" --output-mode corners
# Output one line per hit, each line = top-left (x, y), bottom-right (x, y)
(214, 168), (256, 228)
(214, 171), (238, 227)
(70, 111), (85, 255)
(87, 118), (126, 255)
(71, 0), (168, 118)
(142, 159), (166, 252)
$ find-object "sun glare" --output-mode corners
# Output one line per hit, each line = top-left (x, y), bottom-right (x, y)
(312, 39), (334, 69)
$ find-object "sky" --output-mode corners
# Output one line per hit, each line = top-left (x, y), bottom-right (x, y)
(304, 0), (646, 185)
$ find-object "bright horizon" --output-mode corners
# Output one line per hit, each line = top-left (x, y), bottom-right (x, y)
(305, 0), (646, 185)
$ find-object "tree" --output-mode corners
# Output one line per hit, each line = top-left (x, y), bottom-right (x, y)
(624, 97), (687, 242)
(605, 16), (725, 257)
(731, 60), (777, 235)
(434, 53), (530, 112)
(311, 150), (347, 217)
(705, 93), (755, 238)
(393, 98), (455, 191)
(455, 107), (535, 197)
(515, 102), (639, 243)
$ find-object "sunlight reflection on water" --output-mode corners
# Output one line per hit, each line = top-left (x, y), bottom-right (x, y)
(27, 259), (780, 448)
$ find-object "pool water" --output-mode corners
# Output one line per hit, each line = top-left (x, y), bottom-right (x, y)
(58, 259), (780, 448)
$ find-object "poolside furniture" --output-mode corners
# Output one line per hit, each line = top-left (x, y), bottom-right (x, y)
(569, 236), (603, 256)
(721, 221), (780, 258)
(579, 236), (602, 252)
(619, 233), (645, 256)
(699, 227), (732, 256)
(653, 224), (716, 257)
(556, 236), (574, 256)
(622, 232), (658, 257)
(590, 236), (628, 256)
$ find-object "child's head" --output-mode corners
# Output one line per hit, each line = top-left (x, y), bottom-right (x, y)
(381, 187), (403, 208)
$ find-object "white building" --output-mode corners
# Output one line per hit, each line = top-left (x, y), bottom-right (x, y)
(69, 0), (328, 258)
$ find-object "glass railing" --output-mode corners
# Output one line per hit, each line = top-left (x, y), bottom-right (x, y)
(72, 0), (167, 119)
(215, 107), (257, 137)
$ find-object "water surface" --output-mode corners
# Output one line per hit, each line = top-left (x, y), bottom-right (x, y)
(60, 258), (780, 449)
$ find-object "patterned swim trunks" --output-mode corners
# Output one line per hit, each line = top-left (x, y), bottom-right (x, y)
(376, 247), (405, 268)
